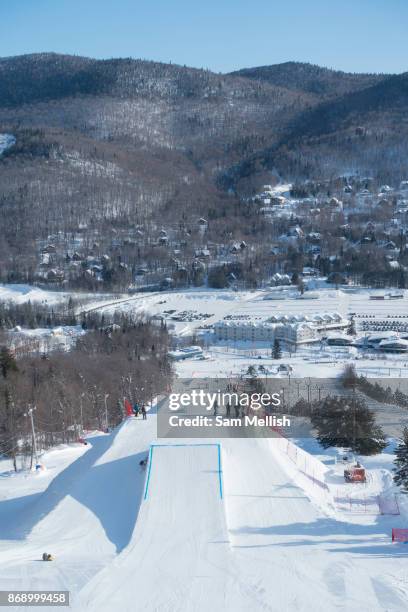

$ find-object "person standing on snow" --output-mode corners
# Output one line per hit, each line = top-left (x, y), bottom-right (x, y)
(141, 404), (147, 420)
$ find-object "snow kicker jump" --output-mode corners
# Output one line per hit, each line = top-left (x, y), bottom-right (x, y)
(78, 442), (254, 612)
(143, 443), (223, 500)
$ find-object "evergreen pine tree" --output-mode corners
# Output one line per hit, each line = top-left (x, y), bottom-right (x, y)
(394, 427), (408, 493)
(272, 339), (282, 360)
(394, 389), (408, 408)
(0, 346), (17, 378)
(347, 318), (356, 336)
(246, 365), (256, 377)
(311, 395), (387, 455)
(342, 363), (358, 388)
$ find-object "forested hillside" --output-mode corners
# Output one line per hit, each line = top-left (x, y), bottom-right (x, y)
(1, 53), (407, 285)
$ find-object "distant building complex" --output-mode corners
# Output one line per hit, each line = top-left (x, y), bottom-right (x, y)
(213, 312), (347, 346)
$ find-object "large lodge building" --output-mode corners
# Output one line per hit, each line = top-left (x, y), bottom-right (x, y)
(213, 312), (348, 347)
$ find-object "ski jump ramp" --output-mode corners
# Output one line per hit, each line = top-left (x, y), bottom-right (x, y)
(78, 442), (255, 612)
(143, 443), (223, 500)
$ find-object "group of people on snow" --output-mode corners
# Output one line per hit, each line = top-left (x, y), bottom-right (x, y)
(132, 403), (147, 420)
(212, 400), (242, 418)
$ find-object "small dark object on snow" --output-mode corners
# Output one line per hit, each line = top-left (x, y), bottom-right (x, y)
(42, 552), (53, 561)
(139, 457), (148, 469)
(344, 466), (366, 483)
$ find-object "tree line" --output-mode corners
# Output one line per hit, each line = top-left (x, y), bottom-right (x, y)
(0, 316), (172, 470)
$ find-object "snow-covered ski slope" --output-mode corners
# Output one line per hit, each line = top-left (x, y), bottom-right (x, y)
(223, 437), (403, 612)
(78, 443), (260, 611)
(1, 405), (408, 611)
(0, 415), (154, 606)
(77, 429), (408, 612)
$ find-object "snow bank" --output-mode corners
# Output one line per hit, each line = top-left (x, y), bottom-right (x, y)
(266, 436), (335, 514)
(0, 133), (15, 155)
(0, 415), (156, 600)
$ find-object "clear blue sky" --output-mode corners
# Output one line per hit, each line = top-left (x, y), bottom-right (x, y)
(1, 0), (407, 74)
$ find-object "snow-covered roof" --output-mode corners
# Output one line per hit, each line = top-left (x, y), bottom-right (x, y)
(378, 338), (408, 349)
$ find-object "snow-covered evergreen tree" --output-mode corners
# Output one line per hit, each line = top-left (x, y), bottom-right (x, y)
(311, 395), (387, 455)
(347, 318), (356, 336)
(394, 427), (408, 493)
(272, 339), (282, 360)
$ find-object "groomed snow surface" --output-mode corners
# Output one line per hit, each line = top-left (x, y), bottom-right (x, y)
(1, 402), (407, 611)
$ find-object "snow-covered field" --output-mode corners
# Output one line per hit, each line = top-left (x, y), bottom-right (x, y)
(90, 284), (408, 330)
(0, 284), (124, 308)
(117, 287), (401, 328)
(74, 285), (408, 351)
(3, 281), (408, 337)
(0, 284), (68, 306)
(174, 342), (408, 379)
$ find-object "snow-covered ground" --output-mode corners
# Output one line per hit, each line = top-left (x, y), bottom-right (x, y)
(0, 133), (15, 156)
(2, 282), (408, 337)
(1, 406), (407, 611)
(91, 285), (408, 334)
(89, 287), (257, 335)
(0, 284), (68, 306)
(174, 342), (408, 379)
(1, 283), (408, 609)
(0, 284), (124, 308)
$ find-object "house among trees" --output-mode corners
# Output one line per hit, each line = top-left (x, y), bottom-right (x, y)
(270, 195), (286, 206)
(195, 248), (210, 258)
(46, 268), (64, 283)
(271, 272), (291, 286)
(328, 197), (343, 211)
(41, 244), (56, 254)
(230, 243), (245, 254)
(287, 226), (304, 239)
